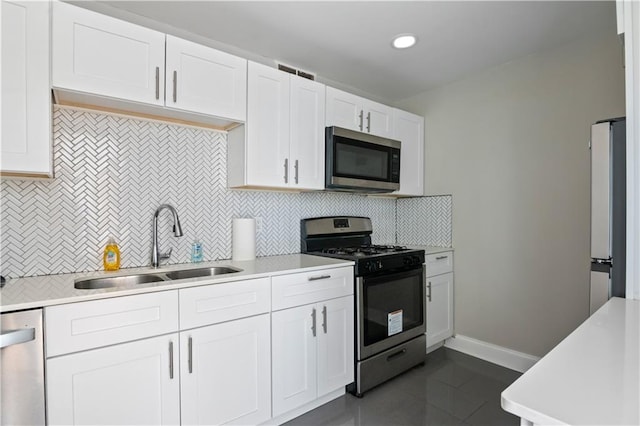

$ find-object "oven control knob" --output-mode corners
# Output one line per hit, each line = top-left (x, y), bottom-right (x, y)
(403, 257), (412, 266)
(377, 260), (383, 270)
(365, 261), (374, 272)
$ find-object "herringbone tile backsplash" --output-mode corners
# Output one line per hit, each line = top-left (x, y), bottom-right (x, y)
(0, 107), (451, 278)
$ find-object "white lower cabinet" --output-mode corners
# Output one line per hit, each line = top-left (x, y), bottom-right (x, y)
(180, 314), (271, 425)
(45, 266), (354, 424)
(272, 295), (354, 417)
(424, 251), (454, 350)
(47, 333), (181, 425)
(426, 272), (454, 348)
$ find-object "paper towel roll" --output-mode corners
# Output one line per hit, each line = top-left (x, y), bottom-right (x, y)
(232, 218), (256, 261)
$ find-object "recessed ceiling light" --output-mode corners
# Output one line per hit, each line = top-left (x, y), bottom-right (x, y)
(392, 34), (417, 49)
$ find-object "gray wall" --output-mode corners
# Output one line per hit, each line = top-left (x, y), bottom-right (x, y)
(397, 31), (625, 357)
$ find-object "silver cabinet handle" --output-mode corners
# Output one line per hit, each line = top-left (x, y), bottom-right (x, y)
(173, 70), (177, 103)
(155, 67), (160, 100)
(311, 308), (317, 337)
(435, 255), (449, 260)
(188, 336), (193, 374)
(294, 160), (299, 184)
(0, 328), (35, 349)
(366, 111), (371, 133)
(322, 305), (327, 334)
(358, 110), (364, 131)
(427, 281), (432, 302)
(169, 341), (174, 379)
(284, 158), (289, 183)
(308, 274), (331, 281)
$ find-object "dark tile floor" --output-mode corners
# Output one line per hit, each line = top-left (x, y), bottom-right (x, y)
(285, 347), (522, 425)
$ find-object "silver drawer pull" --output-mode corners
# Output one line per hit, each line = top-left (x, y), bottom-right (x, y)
(169, 341), (174, 379)
(0, 328), (35, 349)
(284, 158), (289, 183)
(322, 305), (327, 334)
(173, 70), (178, 102)
(435, 255), (449, 260)
(155, 66), (160, 100)
(188, 336), (193, 374)
(308, 275), (331, 281)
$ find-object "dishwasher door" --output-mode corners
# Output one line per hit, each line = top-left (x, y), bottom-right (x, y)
(1, 309), (46, 425)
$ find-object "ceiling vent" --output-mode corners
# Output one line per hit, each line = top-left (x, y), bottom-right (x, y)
(277, 63), (316, 81)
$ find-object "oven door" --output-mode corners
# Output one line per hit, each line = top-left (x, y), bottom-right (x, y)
(356, 266), (426, 360)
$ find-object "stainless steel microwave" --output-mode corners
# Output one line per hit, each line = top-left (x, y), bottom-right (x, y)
(325, 126), (401, 193)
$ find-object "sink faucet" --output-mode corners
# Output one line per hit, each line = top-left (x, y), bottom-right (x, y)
(151, 204), (183, 267)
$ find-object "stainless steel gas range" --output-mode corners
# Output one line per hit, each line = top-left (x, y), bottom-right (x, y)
(301, 216), (426, 396)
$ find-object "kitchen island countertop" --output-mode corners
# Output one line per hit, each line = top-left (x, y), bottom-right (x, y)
(0, 254), (354, 313)
(501, 297), (639, 425)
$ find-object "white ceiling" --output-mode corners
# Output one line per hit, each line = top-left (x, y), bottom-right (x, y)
(86, 1), (616, 103)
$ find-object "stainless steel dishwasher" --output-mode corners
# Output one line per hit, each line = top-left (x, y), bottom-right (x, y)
(1, 309), (46, 425)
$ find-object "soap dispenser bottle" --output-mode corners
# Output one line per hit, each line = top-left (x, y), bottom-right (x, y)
(103, 237), (121, 271)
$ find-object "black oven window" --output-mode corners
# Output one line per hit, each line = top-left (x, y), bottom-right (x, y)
(335, 140), (389, 180)
(363, 272), (423, 347)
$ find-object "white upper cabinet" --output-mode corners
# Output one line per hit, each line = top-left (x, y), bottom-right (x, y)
(52, 1), (166, 106)
(1, 0), (52, 177)
(228, 62), (325, 191)
(326, 86), (394, 138)
(244, 62), (291, 187)
(165, 35), (247, 121)
(392, 109), (425, 197)
(52, 2), (247, 128)
(290, 75), (326, 189)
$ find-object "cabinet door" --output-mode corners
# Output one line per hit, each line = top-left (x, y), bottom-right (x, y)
(165, 35), (247, 121)
(426, 272), (454, 348)
(325, 86), (364, 132)
(52, 1), (165, 106)
(1, 0), (51, 176)
(47, 333), (180, 425)
(290, 75), (325, 190)
(246, 62), (291, 187)
(272, 304), (317, 417)
(180, 314), (271, 425)
(393, 109), (424, 196)
(317, 296), (354, 397)
(363, 99), (394, 139)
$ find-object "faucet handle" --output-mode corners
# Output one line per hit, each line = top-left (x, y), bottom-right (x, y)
(160, 248), (173, 260)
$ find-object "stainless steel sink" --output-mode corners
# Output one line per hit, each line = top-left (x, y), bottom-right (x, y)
(74, 266), (243, 289)
(74, 274), (167, 289)
(164, 266), (241, 280)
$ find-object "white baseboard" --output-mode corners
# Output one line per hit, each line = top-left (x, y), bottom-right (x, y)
(444, 335), (540, 373)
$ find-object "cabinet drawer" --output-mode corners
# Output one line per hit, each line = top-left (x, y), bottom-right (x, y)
(425, 251), (453, 277)
(45, 291), (178, 357)
(272, 266), (353, 311)
(179, 278), (270, 329)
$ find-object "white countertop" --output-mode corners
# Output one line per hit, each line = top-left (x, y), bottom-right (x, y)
(501, 297), (640, 425)
(0, 254), (354, 313)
